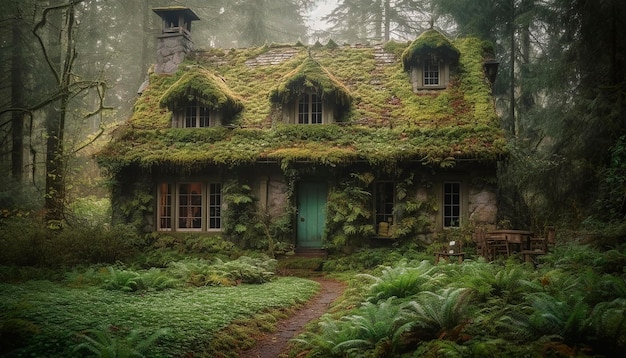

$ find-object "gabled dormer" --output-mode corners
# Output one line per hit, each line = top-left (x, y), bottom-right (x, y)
(159, 68), (244, 128)
(401, 29), (460, 91)
(269, 57), (352, 124)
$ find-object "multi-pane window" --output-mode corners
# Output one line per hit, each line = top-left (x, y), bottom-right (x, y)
(443, 182), (461, 227)
(158, 183), (172, 230)
(208, 183), (222, 229)
(157, 182), (222, 231)
(424, 59), (440, 86)
(178, 183), (203, 229)
(374, 182), (395, 236)
(298, 93), (322, 124)
(183, 100), (211, 128)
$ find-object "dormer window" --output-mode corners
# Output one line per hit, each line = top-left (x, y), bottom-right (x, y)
(401, 29), (460, 92)
(183, 100), (211, 127)
(159, 68), (244, 128)
(298, 93), (323, 124)
(269, 57), (352, 126)
(423, 58), (440, 86)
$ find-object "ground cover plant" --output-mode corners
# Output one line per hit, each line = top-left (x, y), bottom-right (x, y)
(292, 241), (626, 357)
(0, 261), (319, 357)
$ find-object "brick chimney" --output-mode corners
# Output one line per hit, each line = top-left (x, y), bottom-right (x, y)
(153, 7), (200, 74)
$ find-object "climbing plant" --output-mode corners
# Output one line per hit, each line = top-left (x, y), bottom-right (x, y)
(325, 172), (376, 250)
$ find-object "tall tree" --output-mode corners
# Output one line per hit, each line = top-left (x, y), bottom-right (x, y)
(323, 0), (438, 43)
(32, 0), (111, 224)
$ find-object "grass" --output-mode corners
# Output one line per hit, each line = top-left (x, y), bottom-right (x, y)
(0, 276), (319, 357)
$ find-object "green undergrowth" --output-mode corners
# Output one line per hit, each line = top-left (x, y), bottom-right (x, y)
(0, 275), (319, 357)
(288, 242), (626, 357)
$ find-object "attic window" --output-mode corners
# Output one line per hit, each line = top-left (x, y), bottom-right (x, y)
(298, 93), (323, 124)
(176, 99), (212, 128)
(423, 58), (440, 86)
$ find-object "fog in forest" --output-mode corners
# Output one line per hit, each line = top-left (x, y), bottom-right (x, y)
(1, 0), (626, 236)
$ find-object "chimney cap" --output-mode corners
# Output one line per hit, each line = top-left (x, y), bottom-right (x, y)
(153, 6), (200, 22)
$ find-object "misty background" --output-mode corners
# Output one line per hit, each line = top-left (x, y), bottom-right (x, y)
(1, 0), (625, 238)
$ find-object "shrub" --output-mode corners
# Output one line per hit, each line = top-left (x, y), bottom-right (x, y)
(0, 216), (48, 266)
(103, 266), (145, 292)
(359, 260), (446, 303)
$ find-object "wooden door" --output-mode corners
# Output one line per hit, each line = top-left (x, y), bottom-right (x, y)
(296, 182), (327, 248)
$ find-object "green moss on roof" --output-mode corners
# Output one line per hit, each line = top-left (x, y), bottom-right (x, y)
(98, 124), (505, 171)
(269, 56), (352, 112)
(159, 67), (243, 115)
(99, 32), (505, 171)
(401, 29), (460, 71)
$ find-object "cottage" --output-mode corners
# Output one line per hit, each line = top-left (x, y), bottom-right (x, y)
(98, 7), (506, 253)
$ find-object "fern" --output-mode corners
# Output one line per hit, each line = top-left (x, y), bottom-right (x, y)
(73, 327), (168, 357)
(103, 267), (145, 292)
(526, 292), (590, 345)
(360, 260), (446, 303)
(587, 298), (626, 355)
(400, 287), (474, 341)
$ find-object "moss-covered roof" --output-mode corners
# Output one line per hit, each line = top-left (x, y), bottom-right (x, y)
(99, 33), (506, 171)
(159, 67), (244, 115)
(269, 56), (352, 113)
(401, 29), (461, 71)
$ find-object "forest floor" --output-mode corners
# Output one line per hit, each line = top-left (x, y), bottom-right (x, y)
(238, 277), (347, 358)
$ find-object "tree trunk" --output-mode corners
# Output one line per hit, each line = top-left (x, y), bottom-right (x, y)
(374, 0), (382, 41)
(508, 0), (516, 136)
(44, 1), (74, 223)
(11, 15), (24, 182)
(383, 0), (390, 42)
(518, 0), (534, 135)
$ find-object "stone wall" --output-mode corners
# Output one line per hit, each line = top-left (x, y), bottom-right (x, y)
(468, 185), (498, 226)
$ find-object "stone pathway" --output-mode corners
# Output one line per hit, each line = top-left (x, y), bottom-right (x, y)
(238, 278), (346, 358)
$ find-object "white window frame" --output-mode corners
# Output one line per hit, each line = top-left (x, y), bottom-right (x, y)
(297, 93), (323, 124)
(157, 181), (222, 232)
(176, 99), (211, 128)
(423, 58), (440, 86)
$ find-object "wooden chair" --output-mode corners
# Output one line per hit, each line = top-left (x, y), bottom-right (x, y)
(435, 240), (465, 264)
(520, 227), (555, 266)
(485, 232), (509, 260)
(472, 228), (488, 258)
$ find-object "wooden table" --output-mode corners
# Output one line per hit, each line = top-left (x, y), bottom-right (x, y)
(485, 229), (534, 259)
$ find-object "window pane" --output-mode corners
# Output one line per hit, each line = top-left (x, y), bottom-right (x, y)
(209, 183), (221, 229)
(185, 103), (197, 127)
(424, 59), (440, 86)
(374, 182), (394, 235)
(158, 183), (172, 230)
(298, 94), (309, 124)
(178, 183), (202, 229)
(443, 182), (460, 227)
(311, 94), (322, 124)
(199, 106), (210, 127)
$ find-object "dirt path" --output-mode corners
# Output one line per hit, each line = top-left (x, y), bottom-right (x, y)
(238, 278), (346, 358)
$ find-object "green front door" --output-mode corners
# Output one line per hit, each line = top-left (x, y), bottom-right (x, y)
(296, 182), (328, 248)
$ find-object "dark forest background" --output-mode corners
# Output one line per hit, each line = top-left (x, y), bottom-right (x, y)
(1, 0), (625, 243)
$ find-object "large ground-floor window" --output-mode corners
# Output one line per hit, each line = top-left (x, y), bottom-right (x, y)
(157, 182), (222, 231)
